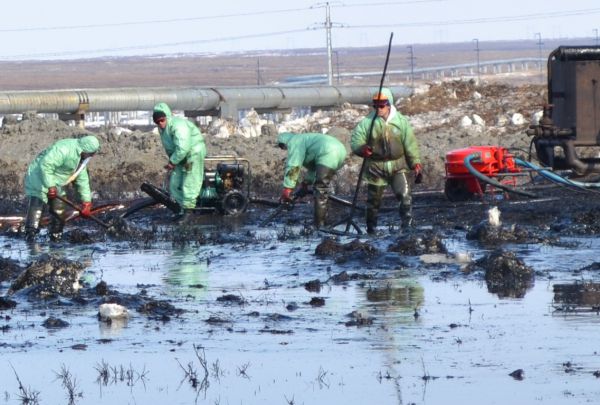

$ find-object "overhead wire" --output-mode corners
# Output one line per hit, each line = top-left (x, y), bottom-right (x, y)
(2, 4), (600, 59)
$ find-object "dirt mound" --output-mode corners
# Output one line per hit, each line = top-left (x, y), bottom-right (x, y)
(0, 78), (543, 204)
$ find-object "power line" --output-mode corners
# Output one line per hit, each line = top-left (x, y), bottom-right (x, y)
(344, 8), (600, 29)
(0, 7), (312, 33)
(1, 28), (312, 60)
(337, 0), (445, 7)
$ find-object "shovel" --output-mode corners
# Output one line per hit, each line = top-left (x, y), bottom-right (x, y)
(54, 195), (112, 230)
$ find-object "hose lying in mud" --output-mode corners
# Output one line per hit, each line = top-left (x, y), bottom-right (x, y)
(515, 158), (600, 191)
(464, 153), (537, 198)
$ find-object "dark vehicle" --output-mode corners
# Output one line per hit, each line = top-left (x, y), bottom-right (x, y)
(527, 46), (600, 174)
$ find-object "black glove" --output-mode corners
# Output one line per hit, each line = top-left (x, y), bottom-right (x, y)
(414, 164), (423, 184)
(293, 182), (310, 198)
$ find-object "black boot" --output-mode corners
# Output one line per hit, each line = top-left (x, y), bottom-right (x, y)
(366, 185), (384, 235)
(313, 194), (328, 229)
(366, 208), (378, 234)
(400, 205), (414, 230)
(173, 209), (194, 223)
(48, 198), (65, 242)
(24, 197), (43, 241)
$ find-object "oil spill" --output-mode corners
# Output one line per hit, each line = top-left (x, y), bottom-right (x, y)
(1, 197), (600, 404)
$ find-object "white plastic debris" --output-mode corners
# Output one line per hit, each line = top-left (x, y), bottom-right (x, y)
(472, 114), (485, 127)
(460, 116), (473, 127)
(531, 110), (543, 126)
(99, 303), (129, 321)
(510, 113), (526, 125)
(453, 251), (473, 263)
(487, 206), (501, 227)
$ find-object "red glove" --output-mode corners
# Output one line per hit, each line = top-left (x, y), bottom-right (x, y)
(359, 145), (373, 158)
(47, 187), (58, 200)
(81, 202), (93, 217)
(414, 163), (423, 184)
(165, 162), (175, 170)
(280, 188), (294, 203)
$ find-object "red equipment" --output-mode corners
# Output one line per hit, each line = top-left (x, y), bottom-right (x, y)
(444, 146), (521, 201)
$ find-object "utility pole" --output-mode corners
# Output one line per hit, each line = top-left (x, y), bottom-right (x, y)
(407, 45), (415, 90)
(325, 2), (333, 85)
(256, 57), (262, 86)
(333, 50), (341, 84)
(594, 28), (599, 46)
(313, 2), (343, 86)
(535, 32), (543, 73)
(473, 38), (480, 82)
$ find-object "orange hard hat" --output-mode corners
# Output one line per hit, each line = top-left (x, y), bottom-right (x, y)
(372, 92), (389, 102)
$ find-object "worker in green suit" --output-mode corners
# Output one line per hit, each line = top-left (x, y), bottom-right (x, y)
(277, 132), (347, 229)
(153, 102), (206, 222)
(23, 135), (100, 241)
(351, 88), (422, 234)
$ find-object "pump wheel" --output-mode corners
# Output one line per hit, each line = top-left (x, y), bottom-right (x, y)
(218, 190), (248, 215)
(444, 179), (472, 202)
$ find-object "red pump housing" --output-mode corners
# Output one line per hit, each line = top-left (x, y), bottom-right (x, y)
(444, 146), (520, 201)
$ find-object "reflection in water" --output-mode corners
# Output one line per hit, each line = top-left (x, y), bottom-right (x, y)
(367, 281), (423, 307)
(99, 317), (129, 337)
(553, 282), (600, 313)
(162, 248), (209, 299)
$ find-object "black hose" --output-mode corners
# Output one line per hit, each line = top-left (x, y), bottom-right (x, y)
(463, 153), (537, 198)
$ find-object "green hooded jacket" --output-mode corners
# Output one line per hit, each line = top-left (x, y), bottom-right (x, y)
(277, 132), (347, 189)
(153, 102), (205, 165)
(153, 102), (206, 209)
(351, 88), (421, 185)
(24, 135), (100, 203)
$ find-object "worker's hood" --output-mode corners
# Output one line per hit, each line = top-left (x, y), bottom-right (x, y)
(277, 132), (294, 146)
(153, 102), (173, 118)
(79, 135), (100, 153)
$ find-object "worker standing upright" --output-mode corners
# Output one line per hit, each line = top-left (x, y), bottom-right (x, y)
(153, 102), (206, 222)
(351, 88), (422, 234)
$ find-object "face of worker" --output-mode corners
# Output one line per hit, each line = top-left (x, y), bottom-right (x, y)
(154, 116), (167, 130)
(81, 152), (96, 160)
(373, 101), (391, 120)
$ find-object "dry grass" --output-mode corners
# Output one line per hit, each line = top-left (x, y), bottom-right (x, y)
(0, 37), (583, 91)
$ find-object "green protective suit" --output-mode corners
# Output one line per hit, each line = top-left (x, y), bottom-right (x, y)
(351, 88), (421, 186)
(153, 102), (206, 209)
(277, 132), (347, 189)
(24, 135), (100, 203)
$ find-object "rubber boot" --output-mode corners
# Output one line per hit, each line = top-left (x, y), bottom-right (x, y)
(366, 185), (384, 235)
(366, 208), (378, 234)
(48, 198), (65, 242)
(173, 209), (194, 223)
(24, 197), (44, 242)
(313, 194), (328, 229)
(400, 205), (414, 230)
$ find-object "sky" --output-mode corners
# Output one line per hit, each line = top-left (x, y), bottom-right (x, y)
(2, 0), (600, 60)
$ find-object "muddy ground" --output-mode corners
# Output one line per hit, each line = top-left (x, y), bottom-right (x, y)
(0, 79), (546, 208)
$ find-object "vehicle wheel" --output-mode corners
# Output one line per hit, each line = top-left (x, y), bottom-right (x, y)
(218, 190), (248, 215)
(444, 179), (472, 202)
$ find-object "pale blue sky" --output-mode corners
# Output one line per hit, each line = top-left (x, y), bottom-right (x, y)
(2, 0), (600, 60)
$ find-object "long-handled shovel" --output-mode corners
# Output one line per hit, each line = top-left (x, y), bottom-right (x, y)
(55, 195), (112, 229)
(334, 32), (394, 235)
(259, 200), (295, 227)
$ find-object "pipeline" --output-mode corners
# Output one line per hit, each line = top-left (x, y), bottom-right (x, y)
(0, 85), (410, 116)
(464, 153), (537, 198)
(515, 158), (600, 190)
